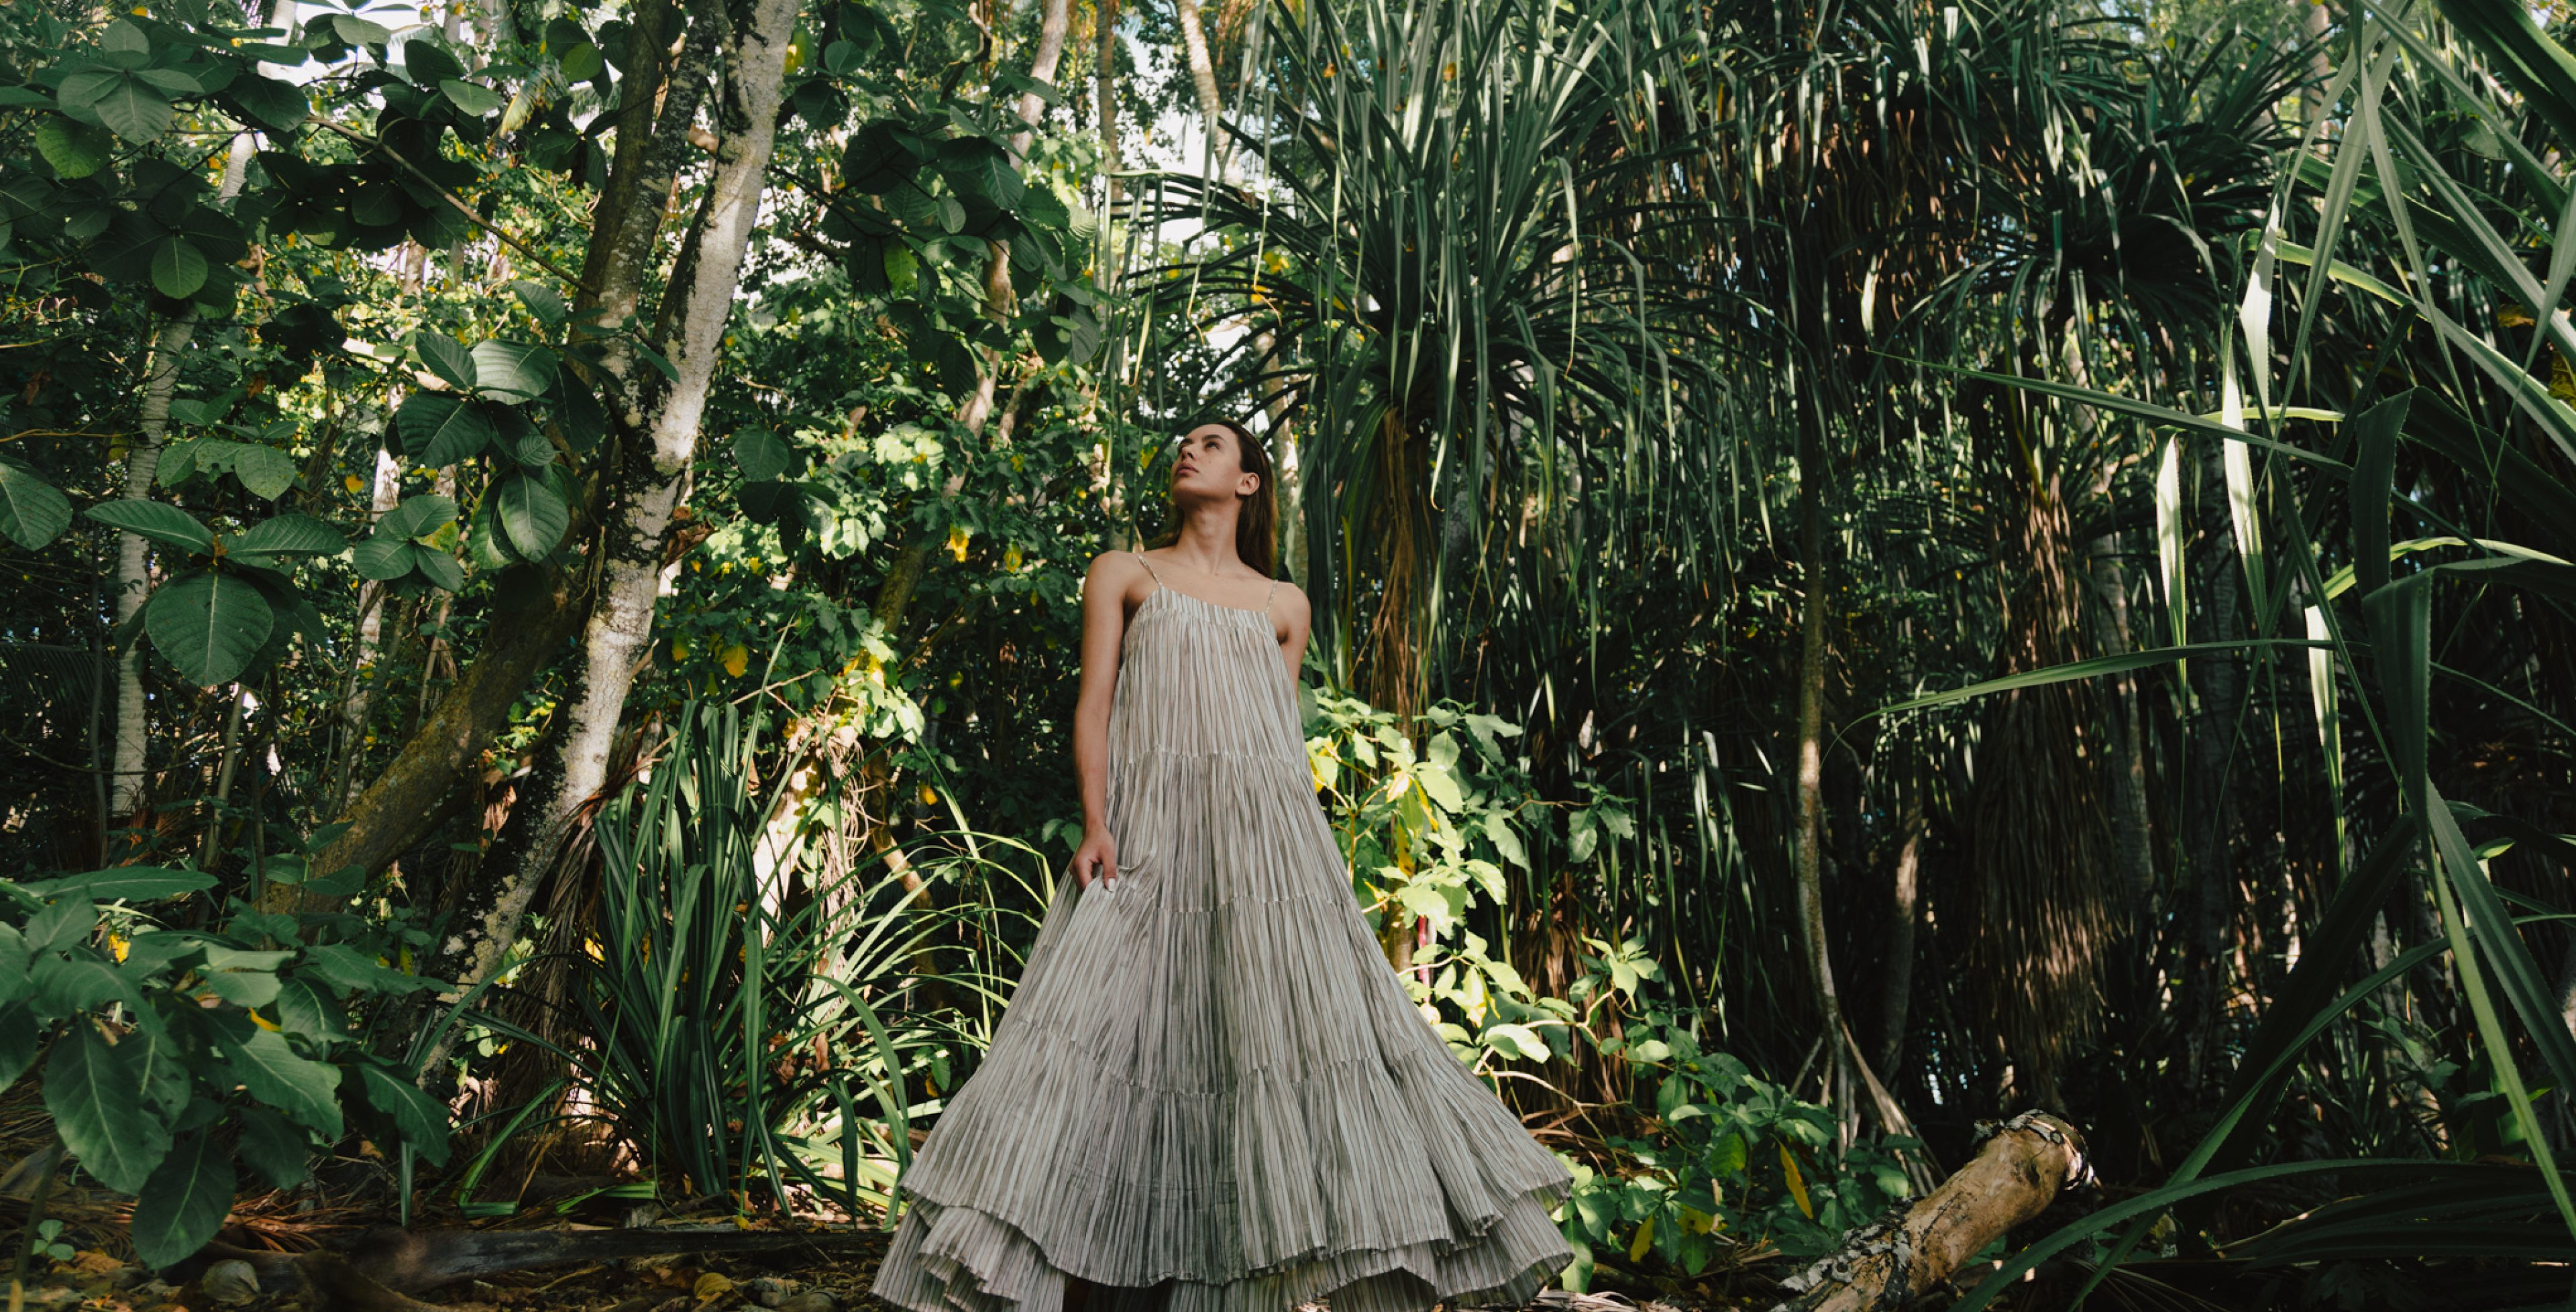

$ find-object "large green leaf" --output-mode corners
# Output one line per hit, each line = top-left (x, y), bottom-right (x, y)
(411, 545), (464, 592)
(42, 1026), (171, 1193)
(228, 513), (346, 558)
(234, 1105), (311, 1190)
(358, 1064), (451, 1164)
(85, 500), (212, 554)
(224, 1027), (343, 1138)
(31, 115), (111, 179)
(469, 341), (555, 402)
(150, 237), (207, 298)
(0, 457), (73, 549)
(349, 539), (413, 581)
(733, 428), (794, 482)
(224, 72), (309, 132)
(129, 1132), (235, 1270)
(227, 443), (299, 500)
(439, 78), (505, 116)
(374, 493), (459, 543)
(144, 571), (276, 687)
(491, 472), (568, 559)
(411, 333), (478, 391)
(392, 394), (496, 466)
(21, 867), (214, 901)
(92, 72), (174, 144)
(0, 1002), (36, 1093)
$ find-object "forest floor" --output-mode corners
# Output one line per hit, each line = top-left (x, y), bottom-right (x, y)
(1, 1088), (1738, 1312)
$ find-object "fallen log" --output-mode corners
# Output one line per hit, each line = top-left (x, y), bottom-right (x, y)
(1768, 1111), (2095, 1312)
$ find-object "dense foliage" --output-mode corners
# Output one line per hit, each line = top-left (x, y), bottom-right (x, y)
(1, 0), (2573, 1301)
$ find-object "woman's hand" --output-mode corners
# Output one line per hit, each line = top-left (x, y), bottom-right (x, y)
(1069, 827), (1118, 891)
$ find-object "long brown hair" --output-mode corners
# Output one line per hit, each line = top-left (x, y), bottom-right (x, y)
(1150, 418), (1277, 578)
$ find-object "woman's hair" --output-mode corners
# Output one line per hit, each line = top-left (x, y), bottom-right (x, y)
(1152, 418), (1277, 578)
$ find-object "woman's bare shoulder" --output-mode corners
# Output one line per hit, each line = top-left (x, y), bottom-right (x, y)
(1083, 549), (1149, 584)
(1271, 578), (1313, 617)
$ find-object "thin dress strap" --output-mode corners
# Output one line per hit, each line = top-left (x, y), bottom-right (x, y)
(1130, 550), (1163, 588)
(1264, 577), (1279, 617)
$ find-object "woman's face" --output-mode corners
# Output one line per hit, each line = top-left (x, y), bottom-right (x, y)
(1172, 424), (1258, 503)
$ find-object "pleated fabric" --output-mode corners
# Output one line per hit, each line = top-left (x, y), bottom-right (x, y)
(870, 560), (1573, 1312)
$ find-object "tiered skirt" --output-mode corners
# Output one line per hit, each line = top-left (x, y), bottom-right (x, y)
(869, 751), (1572, 1312)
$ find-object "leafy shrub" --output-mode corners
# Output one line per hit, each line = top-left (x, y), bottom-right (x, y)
(0, 867), (453, 1267)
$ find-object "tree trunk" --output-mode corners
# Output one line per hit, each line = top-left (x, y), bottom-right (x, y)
(2089, 532), (2154, 918)
(1007, 0), (1071, 162)
(332, 443), (406, 811)
(288, 567), (582, 897)
(108, 309), (198, 826)
(415, 0), (804, 1052)
(1095, 0), (1120, 207)
(1792, 359), (1845, 1113)
(1876, 802), (1922, 1077)
(1175, 0), (1226, 177)
(1770, 1112), (2093, 1312)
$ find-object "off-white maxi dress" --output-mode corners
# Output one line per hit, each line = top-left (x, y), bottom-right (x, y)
(869, 553), (1573, 1312)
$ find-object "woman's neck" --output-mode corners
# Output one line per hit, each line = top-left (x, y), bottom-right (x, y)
(1163, 504), (1244, 578)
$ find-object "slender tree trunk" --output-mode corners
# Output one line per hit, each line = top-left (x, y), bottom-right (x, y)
(333, 443), (405, 811)
(1096, 0), (1121, 208)
(108, 310), (199, 826)
(1876, 802), (1923, 1076)
(1175, 0), (1226, 177)
(1793, 371), (1845, 1113)
(417, 0), (804, 1055)
(1008, 0), (1070, 161)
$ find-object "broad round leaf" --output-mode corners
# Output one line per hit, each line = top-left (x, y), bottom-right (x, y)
(392, 393), (496, 466)
(225, 72), (309, 132)
(439, 78), (505, 116)
(350, 539), (413, 581)
(398, 34), (464, 85)
(93, 74), (174, 144)
(86, 499), (213, 553)
(150, 237), (208, 298)
(32, 114), (111, 179)
(468, 340), (555, 402)
(43, 1026), (172, 1194)
(130, 1132), (235, 1270)
(101, 18), (149, 56)
(53, 68), (125, 113)
(374, 492), (458, 543)
(228, 512), (347, 557)
(145, 571), (276, 687)
(733, 428), (794, 482)
(0, 457), (73, 549)
(227, 443), (298, 500)
(492, 472), (568, 559)
(330, 13), (393, 46)
(841, 121), (924, 195)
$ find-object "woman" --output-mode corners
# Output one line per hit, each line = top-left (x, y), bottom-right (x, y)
(869, 421), (1572, 1312)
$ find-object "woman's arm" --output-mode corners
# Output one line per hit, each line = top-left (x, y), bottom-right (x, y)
(1067, 551), (1139, 889)
(1275, 583), (1313, 684)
